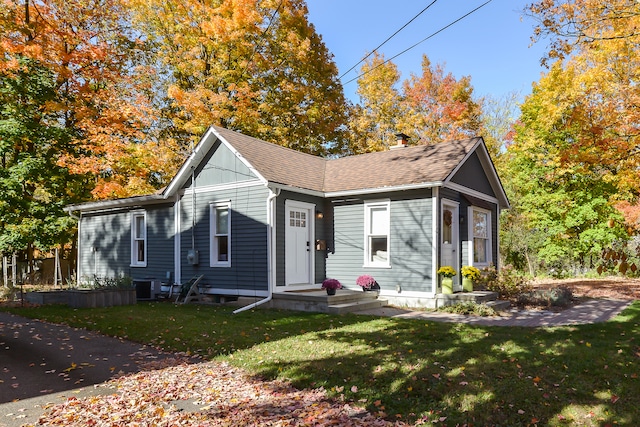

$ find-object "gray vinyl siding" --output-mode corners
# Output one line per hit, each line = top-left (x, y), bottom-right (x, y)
(442, 187), (500, 268)
(273, 191), (326, 286)
(450, 152), (496, 197)
(326, 190), (435, 293)
(180, 185), (269, 291)
(183, 139), (258, 189)
(79, 204), (175, 282)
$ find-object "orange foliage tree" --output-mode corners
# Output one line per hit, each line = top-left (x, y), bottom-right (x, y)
(348, 53), (484, 152)
(0, 0), (177, 199)
(126, 0), (349, 156)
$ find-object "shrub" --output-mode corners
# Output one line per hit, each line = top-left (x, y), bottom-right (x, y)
(517, 287), (574, 308)
(475, 265), (498, 290)
(485, 264), (532, 300)
(438, 302), (498, 317)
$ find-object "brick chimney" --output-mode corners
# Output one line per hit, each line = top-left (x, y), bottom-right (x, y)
(390, 132), (409, 150)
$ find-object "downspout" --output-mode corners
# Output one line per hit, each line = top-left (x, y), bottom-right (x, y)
(234, 186), (280, 313)
(67, 209), (82, 285)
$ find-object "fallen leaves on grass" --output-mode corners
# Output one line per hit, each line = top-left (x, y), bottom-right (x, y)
(33, 358), (410, 426)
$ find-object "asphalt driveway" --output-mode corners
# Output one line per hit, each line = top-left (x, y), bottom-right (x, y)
(0, 311), (194, 426)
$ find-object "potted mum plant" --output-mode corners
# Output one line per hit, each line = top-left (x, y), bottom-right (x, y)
(356, 274), (380, 291)
(321, 278), (342, 295)
(437, 266), (456, 294)
(461, 266), (481, 292)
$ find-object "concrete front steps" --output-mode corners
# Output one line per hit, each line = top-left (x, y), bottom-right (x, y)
(269, 289), (387, 314)
(436, 290), (511, 311)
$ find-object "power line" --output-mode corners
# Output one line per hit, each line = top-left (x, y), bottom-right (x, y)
(238, 0), (284, 79)
(338, 0), (439, 80)
(343, 0), (494, 86)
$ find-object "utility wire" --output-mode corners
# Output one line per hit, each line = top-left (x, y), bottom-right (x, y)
(343, 0), (493, 86)
(338, 0), (439, 80)
(238, 0), (284, 79)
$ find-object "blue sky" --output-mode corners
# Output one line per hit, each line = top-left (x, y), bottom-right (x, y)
(306, 0), (549, 103)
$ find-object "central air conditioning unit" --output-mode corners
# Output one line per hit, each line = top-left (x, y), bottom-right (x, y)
(133, 279), (163, 300)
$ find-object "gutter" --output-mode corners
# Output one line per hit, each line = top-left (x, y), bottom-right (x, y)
(233, 186), (280, 313)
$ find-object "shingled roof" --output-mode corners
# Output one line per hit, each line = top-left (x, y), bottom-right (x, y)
(66, 126), (502, 213)
(211, 126), (481, 194)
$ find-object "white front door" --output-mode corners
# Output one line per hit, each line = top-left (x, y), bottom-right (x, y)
(285, 201), (314, 286)
(441, 201), (461, 291)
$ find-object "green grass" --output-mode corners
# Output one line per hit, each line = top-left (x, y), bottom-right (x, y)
(3, 301), (640, 425)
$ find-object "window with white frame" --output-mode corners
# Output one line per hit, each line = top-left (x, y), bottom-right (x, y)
(131, 212), (147, 267)
(364, 200), (390, 267)
(471, 208), (491, 265)
(210, 202), (231, 267)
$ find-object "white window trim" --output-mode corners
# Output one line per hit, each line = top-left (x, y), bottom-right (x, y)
(468, 206), (492, 267)
(130, 211), (147, 267)
(210, 201), (231, 267)
(364, 199), (391, 268)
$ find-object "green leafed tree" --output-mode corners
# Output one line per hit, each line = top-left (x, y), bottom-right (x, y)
(505, 65), (628, 272)
(0, 58), (89, 270)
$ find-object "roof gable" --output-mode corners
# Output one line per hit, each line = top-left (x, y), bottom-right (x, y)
(450, 150), (496, 198)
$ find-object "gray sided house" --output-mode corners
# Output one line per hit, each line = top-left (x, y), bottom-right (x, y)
(66, 126), (509, 308)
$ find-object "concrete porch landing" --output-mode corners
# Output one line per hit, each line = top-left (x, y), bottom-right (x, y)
(268, 289), (387, 314)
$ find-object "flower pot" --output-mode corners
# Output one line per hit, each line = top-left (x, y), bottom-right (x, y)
(362, 282), (381, 292)
(462, 277), (473, 292)
(441, 277), (453, 294)
(326, 288), (336, 296)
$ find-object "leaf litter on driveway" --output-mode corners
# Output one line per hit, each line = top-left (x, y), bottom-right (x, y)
(30, 358), (409, 426)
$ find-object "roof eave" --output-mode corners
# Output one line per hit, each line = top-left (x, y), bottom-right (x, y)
(324, 181), (443, 198)
(64, 194), (167, 213)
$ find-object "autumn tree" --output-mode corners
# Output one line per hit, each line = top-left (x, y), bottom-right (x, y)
(526, 0), (640, 198)
(506, 64), (629, 271)
(348, 53), (484, 153)
(0, 0), (173, 199)
(347, 52), (405, 153)
(127, 0), (349, 155)
(401, 55), (483, 145)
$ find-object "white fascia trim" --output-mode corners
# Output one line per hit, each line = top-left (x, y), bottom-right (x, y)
(65, 195), (166, 214)
(180, 179), (264, 196)
(163, 126), (269, 198)
(163, 127), (218, 197)
(444, 182), (501, 205)
(446, 138), (483, 182)
(210, 127), (270, 186)
(325, 182), (442, 198)
(443, 139), (509, 208)
(269, 183), (325, 198)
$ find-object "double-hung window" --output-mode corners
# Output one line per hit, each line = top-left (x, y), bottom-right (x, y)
(471, 207), (491, 266)
(210, 202), (231, 267)
(364, 200), (390, 267)
(131, 211), (147, 267)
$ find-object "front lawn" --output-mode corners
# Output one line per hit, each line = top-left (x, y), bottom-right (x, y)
(3, 301), (640, 426)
